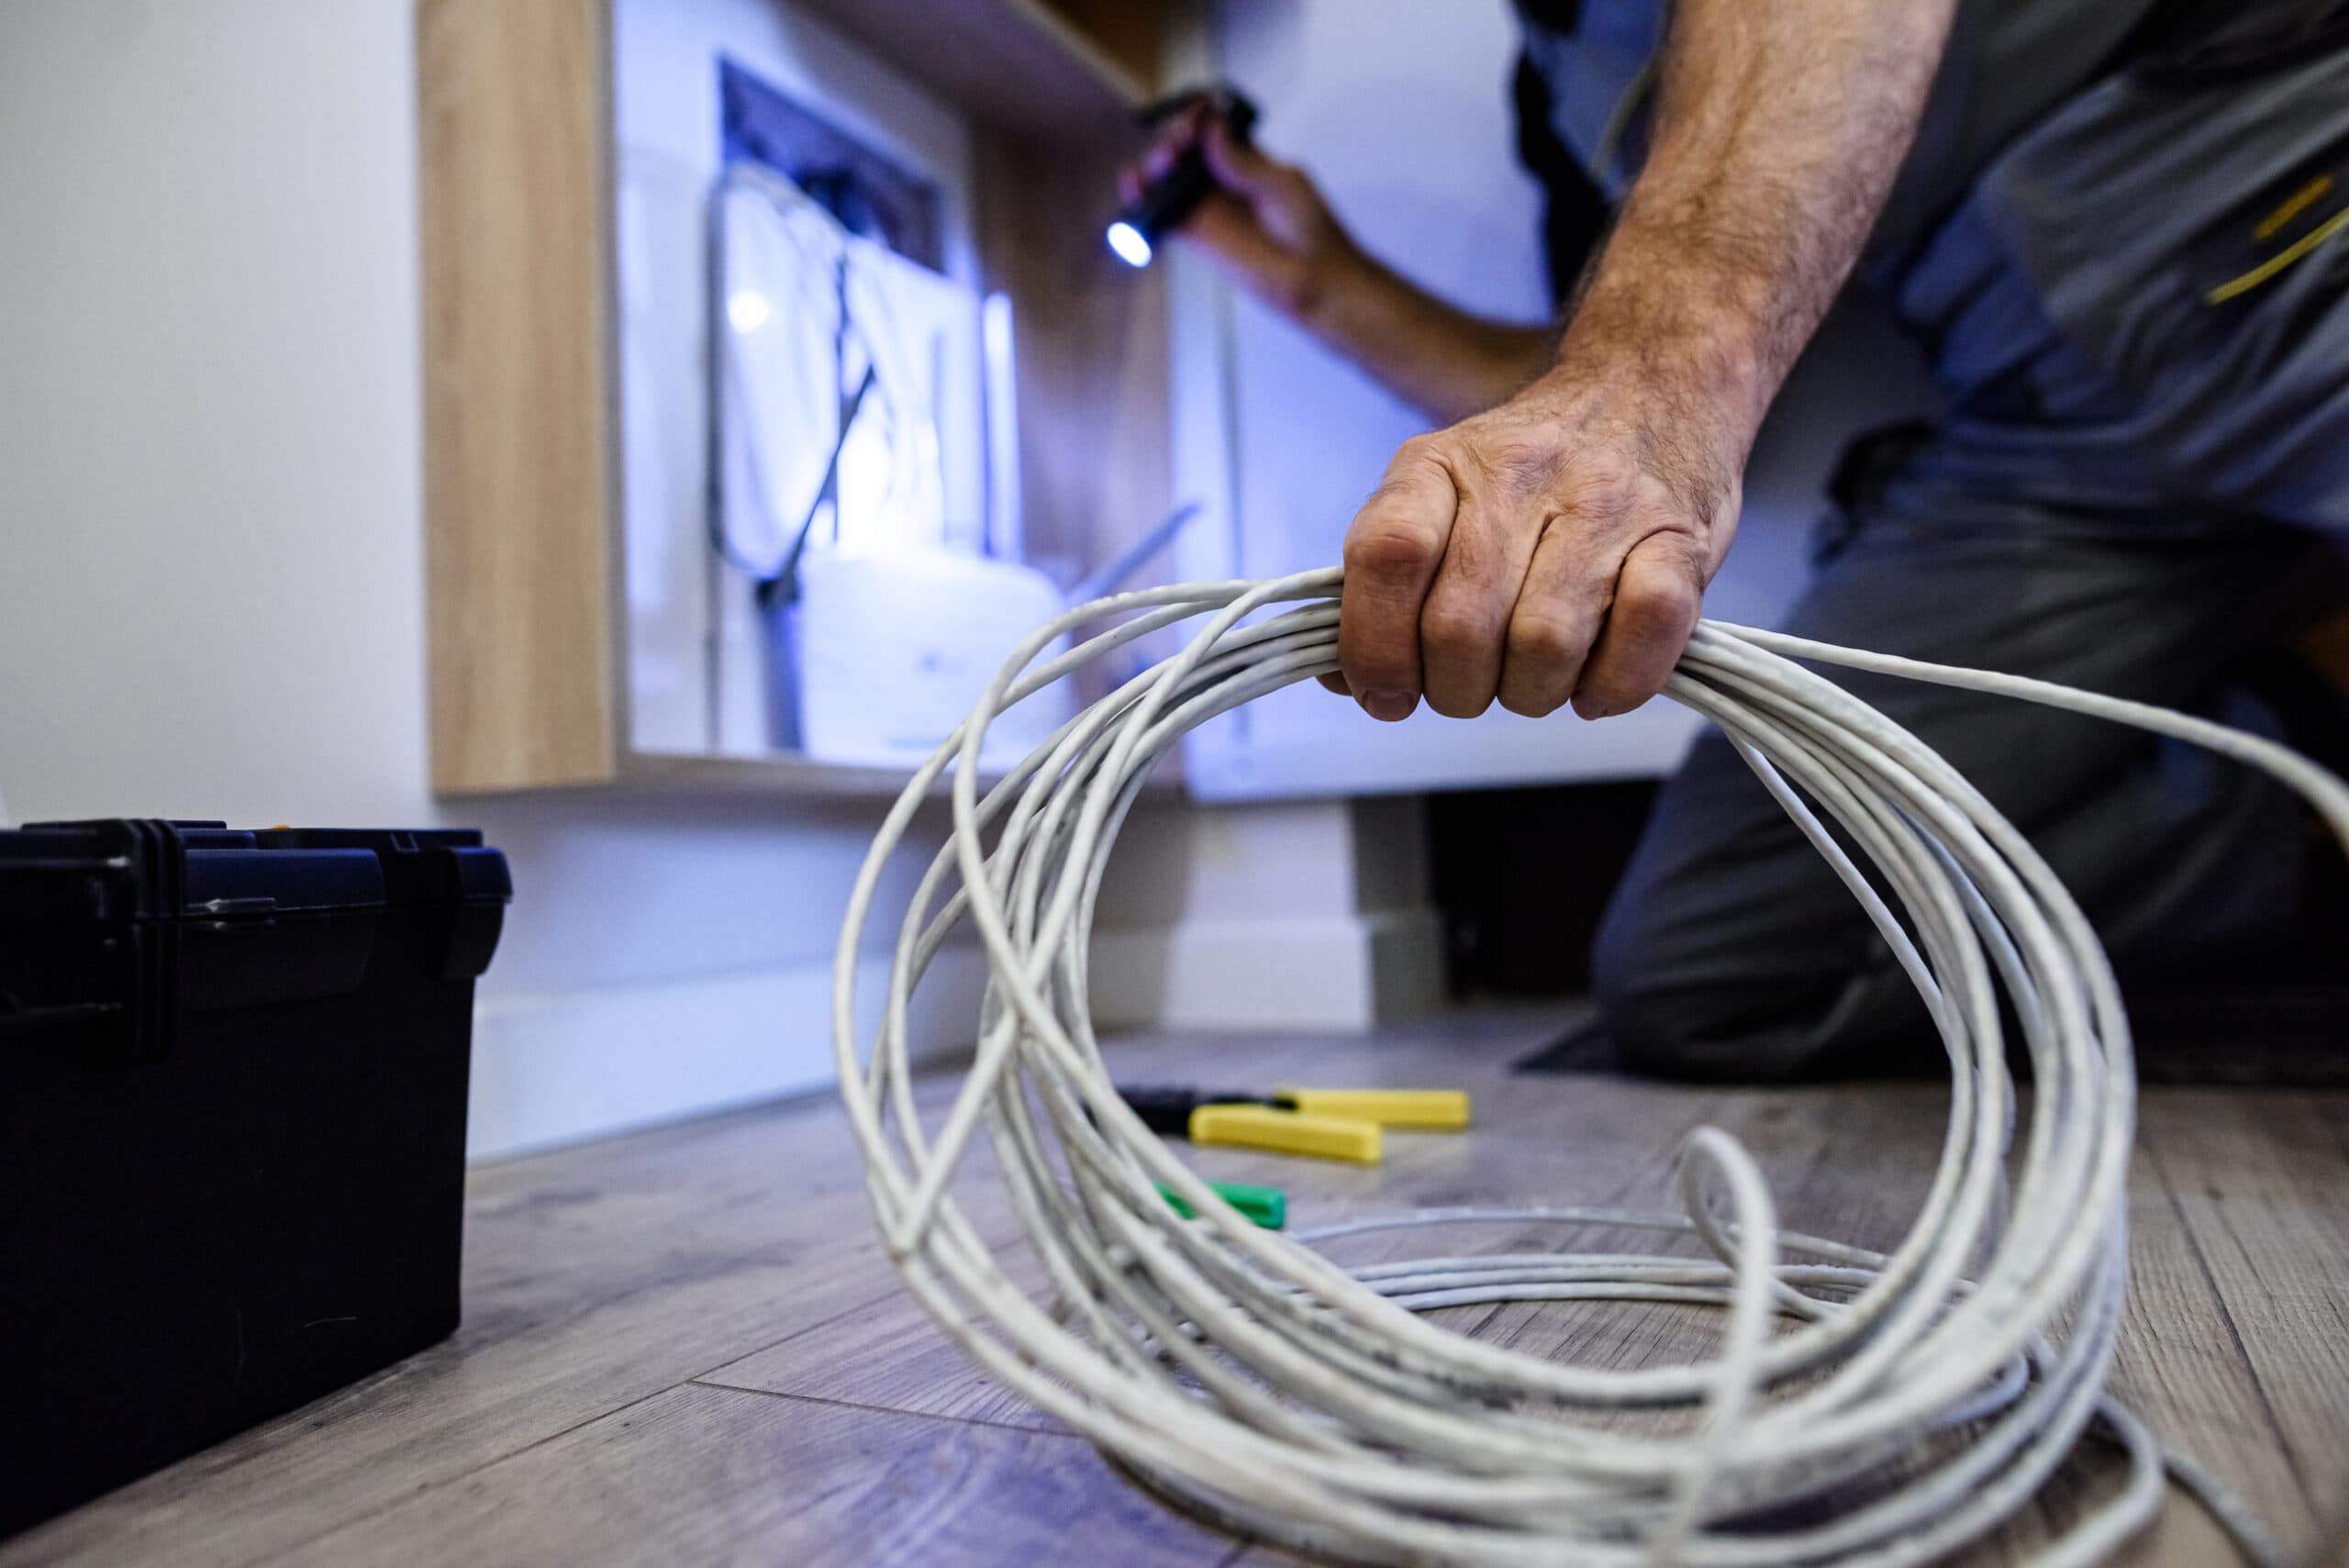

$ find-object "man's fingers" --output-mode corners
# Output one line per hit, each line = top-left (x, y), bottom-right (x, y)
(1334, 379), (1732, 728)
(1340, 444), (1459, 721)
(1572, 531), (1706, 719)
(1418, 489), (1546, 719)
(1316, 671), (1351, 695)
(1495, 517), (1609, 718)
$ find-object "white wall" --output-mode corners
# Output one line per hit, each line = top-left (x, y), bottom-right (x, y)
(0, 0), (1005, 1157)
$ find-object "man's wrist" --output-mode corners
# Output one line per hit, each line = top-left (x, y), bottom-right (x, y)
(1290, 233), (1385, 340)
(1558, 229), (1777, 434)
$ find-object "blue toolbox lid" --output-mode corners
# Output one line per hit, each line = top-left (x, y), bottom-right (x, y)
(0, 819), (511, 1062)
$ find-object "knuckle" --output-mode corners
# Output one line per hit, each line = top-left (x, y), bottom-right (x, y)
(1508, 612), (1582, 668)
(1419, 601), (1493, 661)
(1344, 517), (1440, 579)
(1620, 572), (1694, 623)
(1619, 561), (1702, 630)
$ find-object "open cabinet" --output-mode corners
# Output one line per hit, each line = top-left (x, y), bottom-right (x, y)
(418, 0), (1187, 795)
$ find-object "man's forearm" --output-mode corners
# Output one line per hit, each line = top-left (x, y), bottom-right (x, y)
(1297, 251), (1558, 428)
(1300, 0), (1952, 434)
(1562, 0), (1957, 432)
(1332, 0), (1959, 728)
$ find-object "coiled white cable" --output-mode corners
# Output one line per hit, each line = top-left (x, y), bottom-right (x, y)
(831, 566), (2348, 1568)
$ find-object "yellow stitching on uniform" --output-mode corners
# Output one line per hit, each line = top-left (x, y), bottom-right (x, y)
(2209, 206), (2349, 304)
(2254, 173), (2333, 241)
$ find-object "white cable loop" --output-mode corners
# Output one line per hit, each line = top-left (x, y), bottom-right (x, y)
(832, 566), (2343, 1568)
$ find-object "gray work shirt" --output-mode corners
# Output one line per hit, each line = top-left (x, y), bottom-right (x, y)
(1518, 0), (2166, 261)
(1514, 0), (2349, 530)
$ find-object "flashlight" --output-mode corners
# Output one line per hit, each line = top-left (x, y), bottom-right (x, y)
(1107, 85), (1260, 269)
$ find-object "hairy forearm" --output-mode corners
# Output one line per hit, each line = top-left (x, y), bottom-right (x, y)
(1298, 250), (1557, 428)
(1562, 0), (1957, 430)
(1330, 0), (1956, 728)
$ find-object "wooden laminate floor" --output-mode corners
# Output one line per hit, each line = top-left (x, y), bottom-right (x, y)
(8, 1007), (2348, 1567)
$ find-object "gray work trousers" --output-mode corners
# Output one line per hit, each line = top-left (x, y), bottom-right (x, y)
(1591, 505), (2334, 1081)
(1591, 36), (2349, 1080)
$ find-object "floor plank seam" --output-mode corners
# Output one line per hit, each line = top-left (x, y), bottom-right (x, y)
(239, 1381), (690, 1568)
(683, 1378), (1074, 1440)
(663, 1219), (1033, 1395)
(672, 1278), (917, 1391)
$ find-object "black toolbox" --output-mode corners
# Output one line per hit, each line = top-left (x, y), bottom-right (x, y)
(0, 820), (510, 1538)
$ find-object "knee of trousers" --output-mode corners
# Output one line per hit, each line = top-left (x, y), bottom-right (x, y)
(1589, 884), (1905, 1084)
(1587, 889), (1756, 1083)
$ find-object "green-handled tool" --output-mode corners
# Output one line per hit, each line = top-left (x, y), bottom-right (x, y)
(1156, 1179), (1286, 1229)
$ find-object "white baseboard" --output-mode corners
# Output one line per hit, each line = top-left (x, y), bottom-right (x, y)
(1088, 907), (1444, 1031)
(467, 907), (1445, 1159)
(466, 944), (990, 1161)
